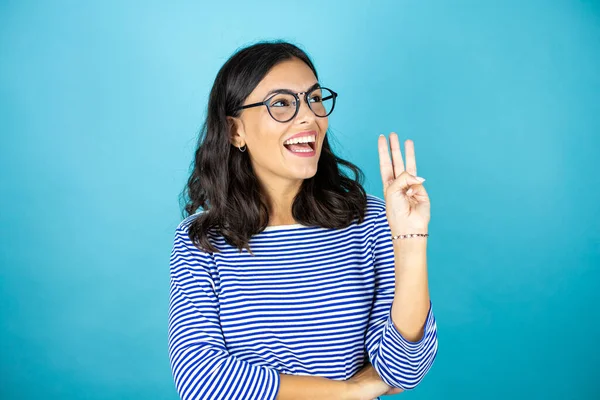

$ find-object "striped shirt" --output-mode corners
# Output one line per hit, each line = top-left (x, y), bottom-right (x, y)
(168, 194), (438, 399)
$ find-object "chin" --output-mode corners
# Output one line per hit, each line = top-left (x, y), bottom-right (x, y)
(290, 165), (318, 179)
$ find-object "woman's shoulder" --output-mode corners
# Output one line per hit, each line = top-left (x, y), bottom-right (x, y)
(365, 193), (386, 218)
(176, 210), (208, 235)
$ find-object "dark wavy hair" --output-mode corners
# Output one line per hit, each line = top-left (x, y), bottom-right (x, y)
(180, 40), (368, 256)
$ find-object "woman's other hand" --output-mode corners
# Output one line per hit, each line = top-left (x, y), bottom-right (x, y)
(346, 362), (404, 399)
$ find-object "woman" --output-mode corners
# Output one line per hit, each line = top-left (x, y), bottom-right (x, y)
(168, 40), (437, 400)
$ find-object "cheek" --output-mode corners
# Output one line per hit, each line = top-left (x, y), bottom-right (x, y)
(257, 119), (288, 153)
(318, 118), (329, 137)
(248, 113), (283, 147)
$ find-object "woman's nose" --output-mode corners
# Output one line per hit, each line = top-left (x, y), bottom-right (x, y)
(295, 96), (315, 122)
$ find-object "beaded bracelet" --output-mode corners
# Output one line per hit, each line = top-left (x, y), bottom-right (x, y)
(391, 233), (429, 240)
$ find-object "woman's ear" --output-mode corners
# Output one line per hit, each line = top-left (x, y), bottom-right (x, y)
(227, 116), (245, 147)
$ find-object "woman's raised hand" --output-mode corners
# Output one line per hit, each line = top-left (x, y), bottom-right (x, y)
(377, 133), (431, 235)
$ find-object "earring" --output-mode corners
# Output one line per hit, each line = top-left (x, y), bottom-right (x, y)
(238, 144), (247, 152)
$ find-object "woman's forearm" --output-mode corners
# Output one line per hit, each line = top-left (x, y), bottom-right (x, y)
(276, 373), (355, 400)
(390, 239), (430, 341)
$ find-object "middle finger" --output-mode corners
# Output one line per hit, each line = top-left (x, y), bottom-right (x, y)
(389, 132), (405, 178)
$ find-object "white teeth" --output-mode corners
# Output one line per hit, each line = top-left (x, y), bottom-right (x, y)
(283, 135), (316, 145)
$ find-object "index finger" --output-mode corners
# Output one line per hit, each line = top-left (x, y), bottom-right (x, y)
(378, 135), (394, 190)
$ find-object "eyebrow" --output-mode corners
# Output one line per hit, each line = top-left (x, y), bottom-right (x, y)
(263, 82), (321, 99)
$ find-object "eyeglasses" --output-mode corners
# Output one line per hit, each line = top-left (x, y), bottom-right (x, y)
(234, 86), (338, 123)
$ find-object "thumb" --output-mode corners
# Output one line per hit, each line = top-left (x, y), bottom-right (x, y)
(389, 172), (426, 191)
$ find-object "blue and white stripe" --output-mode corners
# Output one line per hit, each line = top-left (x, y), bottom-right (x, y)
(168, 194), (438, 399)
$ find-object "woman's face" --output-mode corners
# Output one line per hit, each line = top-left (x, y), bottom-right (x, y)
(228, 57), (328, 188)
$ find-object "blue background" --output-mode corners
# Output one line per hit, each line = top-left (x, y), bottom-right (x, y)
(1, 0), (599, 399)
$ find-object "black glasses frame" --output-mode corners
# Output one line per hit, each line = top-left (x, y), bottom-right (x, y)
(234, 86), (338, 123)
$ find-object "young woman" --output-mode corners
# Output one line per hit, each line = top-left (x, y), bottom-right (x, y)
(168, 40), (437, 400)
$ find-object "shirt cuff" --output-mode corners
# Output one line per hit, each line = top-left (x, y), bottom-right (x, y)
(372, 302), (438, 390)
(383, 301), (436, 351)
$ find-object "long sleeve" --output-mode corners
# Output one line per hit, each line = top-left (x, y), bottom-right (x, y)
(167, 225), (281, 400)
(364, 208), (438, 390)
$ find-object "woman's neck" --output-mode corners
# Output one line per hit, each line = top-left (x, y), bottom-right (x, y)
(259, 175), (303, 227)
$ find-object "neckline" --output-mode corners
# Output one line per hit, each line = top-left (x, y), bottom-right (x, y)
(262, 223), (307, 231)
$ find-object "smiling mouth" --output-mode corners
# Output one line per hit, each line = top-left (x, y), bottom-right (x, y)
(283, 137), (316, 149)
(283, 140), (317, 157)
(283, 141), (315, 150)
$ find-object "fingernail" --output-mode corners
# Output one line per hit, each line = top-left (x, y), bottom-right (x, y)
(406, 188), (414, 196)
(416, 177), (426, 182)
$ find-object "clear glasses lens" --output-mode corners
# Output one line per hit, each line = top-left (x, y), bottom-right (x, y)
(268, 93), (297, 122)
(267, 88), (335, 122)
(308, 87), (335, 117)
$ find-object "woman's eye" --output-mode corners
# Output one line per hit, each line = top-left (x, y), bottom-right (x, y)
(309, 96), (322, 103)
(271, 98), (292, 107)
